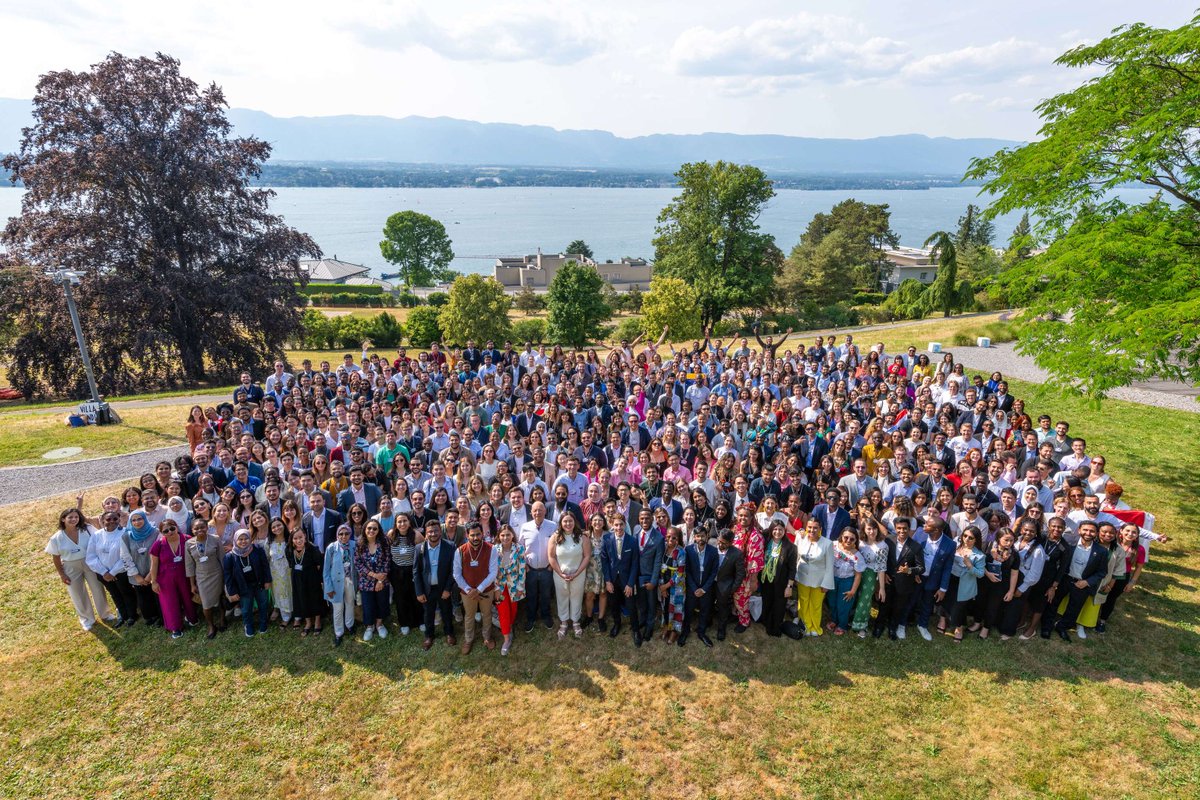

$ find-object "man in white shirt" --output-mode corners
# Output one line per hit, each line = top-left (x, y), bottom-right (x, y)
(947, 422), (982, 463)
(518, 502), (556, 632)
(689, 460), (719, 506)
(552, 456), (589, 506)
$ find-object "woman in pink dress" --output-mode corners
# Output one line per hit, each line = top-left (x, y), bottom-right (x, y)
(149, 518), (197, 639)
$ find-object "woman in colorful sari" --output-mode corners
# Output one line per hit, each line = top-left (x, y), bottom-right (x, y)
(657, 527), (687, 643)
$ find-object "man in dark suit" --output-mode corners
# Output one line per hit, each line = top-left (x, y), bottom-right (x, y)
(680, 525), (718, 647)
(876, 519), (923, 640)
(337, 465), (382, 516)
(600, 520), (640, 640)
(301, 492), (344, 554)
(185, 451), (228, 496)
(811, 491), (854, 540)
(1048, 520), (1111, 641)
(712, 529), (746, 641)
(907, 515), (956, 640)
(548, 483), (586, 529)
(796, 424), (830, 479)
(633, 512), (665, 646)
(613, 482), (642, 534)
(413, 519), (457, 650)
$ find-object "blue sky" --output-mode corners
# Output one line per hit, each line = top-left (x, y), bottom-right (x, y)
(0, 1), (1191, 139)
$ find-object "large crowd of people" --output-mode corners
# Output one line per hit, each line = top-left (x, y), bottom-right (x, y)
(47, 328), (1167, 657)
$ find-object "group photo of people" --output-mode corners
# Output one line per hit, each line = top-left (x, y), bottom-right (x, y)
(46, 330), (1167, 657)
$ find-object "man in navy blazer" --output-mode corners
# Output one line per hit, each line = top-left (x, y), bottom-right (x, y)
(1049, 520), (1112, 641)
(412, 519), (457, 649)
(336, 465), (382, 516)
(680, 525), (719, 647)
(796, 426), (830, 478)
(631, 511), (665, 646)
(906, 515), (957, 640)
(811, 491), (854, 540)
(600, 524), (640, 640)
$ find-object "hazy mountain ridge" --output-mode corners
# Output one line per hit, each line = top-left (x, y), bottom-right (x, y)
(0, 98), (1019, 180)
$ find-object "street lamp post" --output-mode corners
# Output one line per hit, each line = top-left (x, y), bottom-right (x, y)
(50, 269), (112, 425)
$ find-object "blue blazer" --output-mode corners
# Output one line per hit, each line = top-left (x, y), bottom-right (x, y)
(924, 534), (957, 593)
(648, 497), (684, 525)
(322, 539), (357, 599)
(685, 543), (718, 594)
(635, 527), (666, 587)
(600, 531), (639, 588)
(337, 483), (382, 516)
(811, 505), (854, 540)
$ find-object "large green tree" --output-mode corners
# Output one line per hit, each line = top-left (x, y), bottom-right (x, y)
(546, 260), (611, 347)
(0, 53), (318, 398)
(967, 14), (1200, 397)
(779, 199), (897, 321)
(565, 239), (594, 259)
(652, 161), (782, 327)
(438, 274), (512, 346)
(954, 204), (996, 251)
(379, 211), (456, 288)
(920, 231), (973, 318)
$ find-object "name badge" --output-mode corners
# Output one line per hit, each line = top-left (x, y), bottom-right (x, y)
(173, 556), (183, 563)
(294, 564), (303, 571)
(470, 560), (479, 567)
(242, 565), (253, 573)
(199, 556), (209, 563)
(138, 547), (148, 554)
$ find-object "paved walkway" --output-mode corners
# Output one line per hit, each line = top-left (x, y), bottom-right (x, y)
(956, 342), (1199, 413)
(0, 444), (189, 507)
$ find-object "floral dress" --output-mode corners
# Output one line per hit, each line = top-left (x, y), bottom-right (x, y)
(733, 527), (765, 626)
(659, 545), (686, 632)
(497, 542), (527, 602)
(268, 538), (293, 620)
(585, 531), (605, 594)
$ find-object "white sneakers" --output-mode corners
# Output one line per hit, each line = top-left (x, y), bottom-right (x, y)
(363, 627), (374, 642)
(400, 626), (410, 636)
(918, 626), (933, 641)
(1076, 625), (1087, 640)
(897, 626), (907, 640)
(377, 625), (388, 639)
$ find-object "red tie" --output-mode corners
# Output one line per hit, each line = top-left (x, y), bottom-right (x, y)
(640, 532), (646, 548)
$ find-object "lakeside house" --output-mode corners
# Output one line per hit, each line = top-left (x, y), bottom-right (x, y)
(297, 257), (393, 291)
(494, 249), (651, 291)
(881, 246), (937, 293)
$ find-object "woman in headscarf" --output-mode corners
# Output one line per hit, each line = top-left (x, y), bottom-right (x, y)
(184, 518), (226, 639)
(223, 528), (273, 637)
(120, 509), (163, 627)
(163, 495), (192, 535)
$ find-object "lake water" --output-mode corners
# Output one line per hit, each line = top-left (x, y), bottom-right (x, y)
(0, 185), (1160, 278)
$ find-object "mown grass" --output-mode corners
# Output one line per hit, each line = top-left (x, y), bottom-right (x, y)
(0, 404), (191, 468)
(2, 382), (1197, 799)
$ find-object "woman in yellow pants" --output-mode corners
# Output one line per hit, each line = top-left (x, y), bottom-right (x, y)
(794, 519), (835, 636)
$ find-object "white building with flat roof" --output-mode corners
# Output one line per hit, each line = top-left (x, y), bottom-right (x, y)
(881, 246), (937, 293)
(494, 249), (651, 290)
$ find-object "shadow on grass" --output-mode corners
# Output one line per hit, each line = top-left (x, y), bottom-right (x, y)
(87, 587), (1200, 693)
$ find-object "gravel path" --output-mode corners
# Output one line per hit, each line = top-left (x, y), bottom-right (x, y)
(956, 342), (1200, 413)
(0, 443), (189, 507)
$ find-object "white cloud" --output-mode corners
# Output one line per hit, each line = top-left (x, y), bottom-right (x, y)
(352, 4), (602, 65)
(901, 38), (1056, 84)
(950, 92), (984, 104)
(987, 96), (1022, 109)
(669, 13), (907, 81)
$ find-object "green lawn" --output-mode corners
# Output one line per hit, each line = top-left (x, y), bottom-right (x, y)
(2, 380), (1197, 799)
(0, 404), (190, 467)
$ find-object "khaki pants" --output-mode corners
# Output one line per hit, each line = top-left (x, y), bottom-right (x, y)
(462, 589), (494, 643)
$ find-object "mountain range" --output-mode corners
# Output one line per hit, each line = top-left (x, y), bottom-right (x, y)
(0, 97), (1018, 177)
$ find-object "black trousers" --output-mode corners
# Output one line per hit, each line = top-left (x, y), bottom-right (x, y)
(607, 582), (639, 632)
(389, 565), (422, 628)
(636, 583), (658, 635)
(713, 588), (735, 633)
(879, 578), (916, 632)
(683, 590), (714, 636)
(101, 573), (139, 621)
(760, 575), (789, 636)
(1056, 582), (1094, 630)
(1099, 577), (1130, 622)
(525, 567), (553, 626)
(132, 582), (162, 623)
(421, 582), (455, 639)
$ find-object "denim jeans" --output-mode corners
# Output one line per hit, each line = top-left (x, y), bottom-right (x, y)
(239, 587), (270, 635)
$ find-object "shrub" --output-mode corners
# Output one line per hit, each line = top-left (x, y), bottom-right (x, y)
(438, 275), (512, 346)
(951, 331), (975, 347)
(367, 312), (406, 348)
(511, 318), (547, 344)
(426, 291), (449, 308)
(396, 290), (421, 308)
(642, 277), (701, 340)
(852, 304), (896, 325)
(851, 291), (886, 306)
(296, 282), (383, 297)
(712, 319), (740, 337)
(406, 306), (443, 347)
(612, 317), (644, 342)
(983, 321), (1018, 343)
(335, 316), (371, 349)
